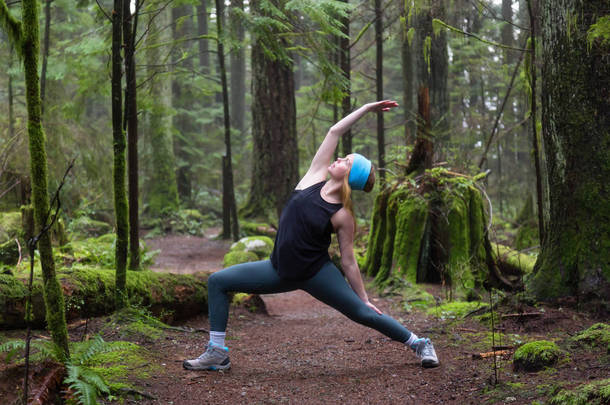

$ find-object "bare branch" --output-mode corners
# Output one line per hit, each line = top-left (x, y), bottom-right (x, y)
(94, 0), (113, 23)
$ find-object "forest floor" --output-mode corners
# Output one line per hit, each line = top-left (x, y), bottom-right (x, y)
(1, 232), (608, 405)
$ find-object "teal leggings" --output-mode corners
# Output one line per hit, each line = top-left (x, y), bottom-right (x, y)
(207, 260), (412, 343)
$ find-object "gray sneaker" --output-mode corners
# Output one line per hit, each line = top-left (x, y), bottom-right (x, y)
(183, 343), (231, 371)
(413, 338), (440, 368)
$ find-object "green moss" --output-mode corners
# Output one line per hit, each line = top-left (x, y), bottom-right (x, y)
(229, 236), (274, 259)
(67, 216), (112, 239)
(363, 190), (390, 277)
(391, 190), (428, 284)
(223, 250), (259, 267)
(548, 378), (610, 405)
(570, 323), (610, 352)
(0, 240), (19, 265)
(0, 211), (22, 242)
(87, 341), (161, 383)
(490, 243), (537, 274)
(240, 221), (277, 237)
(426, 301), (487, 320)
(513, 340), (562, 372)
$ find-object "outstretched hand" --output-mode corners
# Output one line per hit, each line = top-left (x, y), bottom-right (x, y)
(367, 100), (399, 112)
(365, 300), (383, 315)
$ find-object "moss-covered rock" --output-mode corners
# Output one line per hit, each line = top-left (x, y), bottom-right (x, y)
(548, 378), (610, 405)
(513, 340), (562, 372)
(223, 251), (259, 267)
(0, 267), (208, 329)
(491, 243), (537, 275)
(0, 240), (19, 265)
(0, 211), (22, 242)
(68, 216), (112, 239)
(230, 236), (274, 259)
(570, 323), (610, 353)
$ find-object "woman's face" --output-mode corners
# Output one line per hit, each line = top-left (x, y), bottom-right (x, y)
(328, 154), (353, 180)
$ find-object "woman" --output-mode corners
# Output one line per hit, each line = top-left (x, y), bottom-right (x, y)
(183, 100), (439, 371)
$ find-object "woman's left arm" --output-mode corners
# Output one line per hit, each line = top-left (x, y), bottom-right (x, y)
(333, 209), (383, 315)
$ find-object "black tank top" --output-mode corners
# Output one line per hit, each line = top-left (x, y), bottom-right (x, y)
(270, 181), (342, 280)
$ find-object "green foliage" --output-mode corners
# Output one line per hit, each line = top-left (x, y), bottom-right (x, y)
(0, 211), (22, 242)
(426, 300), (487, 320)
(67, 216), (112, 240)
(0, 239), (19, 265)
(142, 209), (214, 237)
(587, 15), (610, 49)
(570, 323), (610, 352)
(548, 378), (610, 405)
(513, 340), (562, 372)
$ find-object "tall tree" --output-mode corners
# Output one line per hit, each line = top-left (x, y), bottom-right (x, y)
(172, 3), (196, 204)
(124, 0), (140, 269)
(242, 0), (298, 220)
(197, 0), (210, 73)
(216, 0), (239, 240)
(0, 0), (70, 360)
(530, 0), (610, 300)
(230, 0), (246, 145)
(111, 0), (129, 307)
(39, 0), (51, 115)
(339, 0), (352, 156)
(145, 2), (179, 217)
(375, 0), (385, 182)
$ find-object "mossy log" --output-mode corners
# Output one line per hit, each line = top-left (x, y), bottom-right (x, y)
(0, 267), (208, 330)
(362, 169), (522, 295)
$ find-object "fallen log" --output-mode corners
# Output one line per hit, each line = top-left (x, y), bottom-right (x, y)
(472, 349), (513, 359)
(0, 267), (209, 330)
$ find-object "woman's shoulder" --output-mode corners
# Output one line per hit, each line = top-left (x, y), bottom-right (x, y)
(330, 207), (354, 231)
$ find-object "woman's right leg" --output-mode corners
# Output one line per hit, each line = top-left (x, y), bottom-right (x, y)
(207, 260), (299, 332)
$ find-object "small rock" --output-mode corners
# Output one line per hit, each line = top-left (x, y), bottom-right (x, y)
(504, 397), (516, 403)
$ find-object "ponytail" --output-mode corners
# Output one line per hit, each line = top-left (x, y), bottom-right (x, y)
(342, 175), (356, 229)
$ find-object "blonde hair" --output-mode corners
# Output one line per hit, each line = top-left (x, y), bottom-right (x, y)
(342, 164), (376, 228)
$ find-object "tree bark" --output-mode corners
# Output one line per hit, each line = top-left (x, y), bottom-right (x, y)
(406, 86), (433, 174)
(401, 4), (415, 157)
(197, 0), (209, 74)
(112, 0), (128, 308)
(339, 0), (352, 156)
(216, 0), (239, 241)
(375, 0), (385, 182)
(243, 0), (298, 220)
(172, 4), (196, 204)
(230, 0), (246, 144)
(124, 0), (139, 270)
(530, 0), (610, 301)
(20, 0), (70, 360)
(146, 4), (179, 218)
(40, 0), (51, 116)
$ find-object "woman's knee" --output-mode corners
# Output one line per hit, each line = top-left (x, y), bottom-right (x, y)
(349, 305), (378, 326)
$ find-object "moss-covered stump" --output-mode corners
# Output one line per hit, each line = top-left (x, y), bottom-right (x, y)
(490, 243), (536, 275)
(570, 323), (610, 353)
(0, 267), (208, 330)
(514, 194), (539, 250)
(363, 168), (520, 295)
(230, 236), (274, 260)
(548, 378), (610, 405)
(513, 340), (562, 372)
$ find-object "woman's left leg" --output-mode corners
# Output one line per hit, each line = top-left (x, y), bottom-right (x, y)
(301, 261), (412, 343)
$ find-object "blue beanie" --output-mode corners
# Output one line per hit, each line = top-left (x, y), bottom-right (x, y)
(348, 153), (372, 191)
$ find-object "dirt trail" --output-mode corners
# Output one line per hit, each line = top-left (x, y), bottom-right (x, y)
(143, 234), (483, 404)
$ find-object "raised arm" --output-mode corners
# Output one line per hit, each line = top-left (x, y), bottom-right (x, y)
(296, 100), (398, 188)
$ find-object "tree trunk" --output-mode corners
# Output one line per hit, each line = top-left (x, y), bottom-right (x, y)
(242, 0), (298, 221)
(21, 0), (70, 360)
(146, 4), (179, 218)
(8, 45), (14, 140)
(216, 0), (239, 241)
(340, 0), (352, 156)
(40, 0), (51, 116)
(124, 0), (140, 270)
(172, 4), (196, 205)
(406, 86), (433, 174)
(112, 0), (128, 308)
(375, 0), (385, 182)
(429, 0), (448, 146)
(197, 0), (209, 74)
(230, 0), (246, 145)
(530, 0), (610, 301)
(401, 4), (415, 155)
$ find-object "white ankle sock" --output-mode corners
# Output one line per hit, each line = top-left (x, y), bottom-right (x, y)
(405, 333), (419, 349)
(209, 331), (226, 347)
